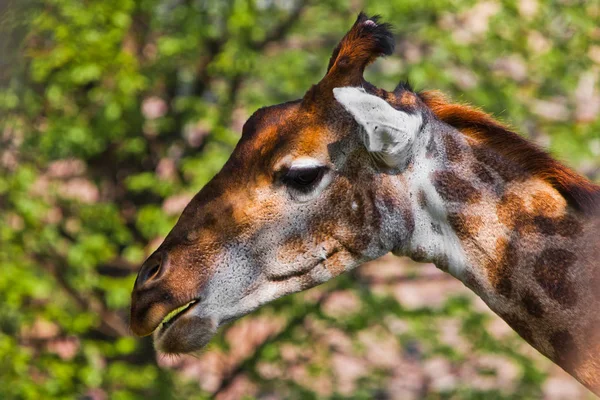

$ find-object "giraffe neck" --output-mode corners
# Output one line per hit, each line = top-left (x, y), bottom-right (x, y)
(390, 124), (600, 393)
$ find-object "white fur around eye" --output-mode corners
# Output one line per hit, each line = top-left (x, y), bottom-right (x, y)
(333, 87), (423, 167)
(289, 157), (324, 169)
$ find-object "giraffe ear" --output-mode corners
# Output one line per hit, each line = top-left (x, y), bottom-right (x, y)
(333, 87), (423, 167)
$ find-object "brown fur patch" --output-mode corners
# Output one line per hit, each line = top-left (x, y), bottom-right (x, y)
(202, 213), (217, 229)
(496, 193), (526, 229)
(401, 206), (416, 237)
(487, 237), (518, 297)
(381, 192), (401, 211)
(497, 192), (583, 238)
(549, 330), (579, 372)
(442, 133), (463, 163)
(555, 215), (584, 237)
(426, 136), (439, 159)
(530, 191), (560, 216)
(471, 145), (522, 182)
(432, 170), (481, 204)
(533, 215), (583, 238)
(447, 212), (483, 241)
(472, 162), (496, 186)
(420, 90), (600, 213)
(323, 254), (346, 278)
(503, 314), (535, 345)
(533, 249), (577, 307)
(367, 188), (383, 227)
(462, 269), (484, 294)
(435, 254), (450, 272)
(522, 290), (544, 318)
(412, 246), (428, 263)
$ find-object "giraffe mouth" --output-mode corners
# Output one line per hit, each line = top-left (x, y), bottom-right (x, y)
(157, 299), (199, 334)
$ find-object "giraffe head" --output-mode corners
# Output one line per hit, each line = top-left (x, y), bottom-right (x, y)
(130, 14), (436, 353)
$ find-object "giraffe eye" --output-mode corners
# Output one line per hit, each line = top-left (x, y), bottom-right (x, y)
(283, 167), (325, 192)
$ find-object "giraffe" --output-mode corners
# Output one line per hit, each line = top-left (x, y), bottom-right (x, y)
(130, 13), (600, 394)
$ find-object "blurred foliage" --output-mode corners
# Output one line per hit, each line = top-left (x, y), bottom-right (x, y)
(0, 0), (599, 399)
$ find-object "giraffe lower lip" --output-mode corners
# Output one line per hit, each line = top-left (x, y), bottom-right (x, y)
(154, 314), (218, 354)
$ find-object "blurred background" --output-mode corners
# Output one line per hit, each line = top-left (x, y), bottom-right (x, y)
(1, 0), (599, 399)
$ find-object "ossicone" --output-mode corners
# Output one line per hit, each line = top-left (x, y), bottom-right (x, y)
(303, 13), (395, 109)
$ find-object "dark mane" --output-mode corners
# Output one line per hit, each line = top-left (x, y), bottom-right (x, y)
(419, 90), (600, 214)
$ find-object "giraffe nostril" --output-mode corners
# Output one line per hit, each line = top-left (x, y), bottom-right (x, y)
(136, 252), (166, 288)
(145, 263), (160, 280)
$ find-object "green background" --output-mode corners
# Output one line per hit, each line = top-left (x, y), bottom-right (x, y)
(1, 0), (599, 398)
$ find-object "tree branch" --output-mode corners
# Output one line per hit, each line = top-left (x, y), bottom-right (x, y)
(191, 37), (228, 97)
(97, 257), (139, 277)
(34, 253), (130, 338)
(212, 289), (333, 396)
(248, 0), (310, 51)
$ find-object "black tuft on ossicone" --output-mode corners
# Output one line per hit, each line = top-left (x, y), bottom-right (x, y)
(356, 13), (395, 56)
(326, 12), (395, 73)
